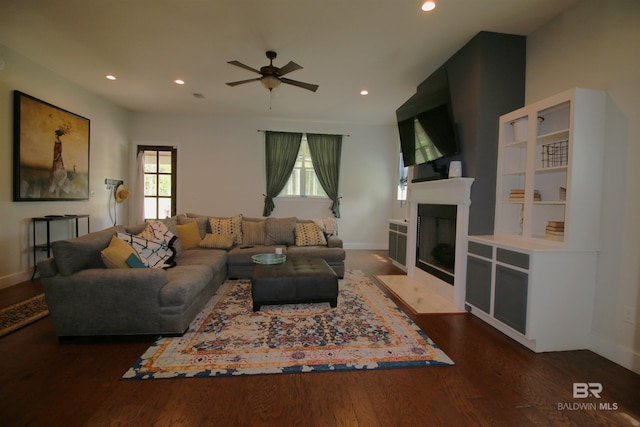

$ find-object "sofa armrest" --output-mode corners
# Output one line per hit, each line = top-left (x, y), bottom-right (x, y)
(43, 268), (168, 309)
(37, 257), (58, 278)
(327, 236), (343, 248)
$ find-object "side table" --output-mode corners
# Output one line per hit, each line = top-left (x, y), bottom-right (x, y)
(32, 214), (90, 278)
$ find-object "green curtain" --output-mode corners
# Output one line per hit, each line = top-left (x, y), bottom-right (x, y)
(263, 131), (302, 216)
(307, 133), (343, 218)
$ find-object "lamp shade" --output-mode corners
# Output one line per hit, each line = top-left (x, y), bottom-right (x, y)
(260, 75), (281, 90)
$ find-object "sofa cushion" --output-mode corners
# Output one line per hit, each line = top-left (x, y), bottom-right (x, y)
(101, 236), (143, 269)
(242, 218), (266, 245)
(295, 222), (327, 246)
(160, 264), (212, 307)
(209, 214), (243, 245)
(286, 245), (346, 262)
(199, 233), (236, 249)
(227, 245), (287, 265)
(265, 217), (296, 245)
(177, 247), (227, 274)
(176, 221), (202, 249)
(52, 226), (124, 276)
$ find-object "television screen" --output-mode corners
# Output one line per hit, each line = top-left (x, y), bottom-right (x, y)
(398, 103), (458, 167)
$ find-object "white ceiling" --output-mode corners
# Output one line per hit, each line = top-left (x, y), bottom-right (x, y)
(0, 0), (581, 125)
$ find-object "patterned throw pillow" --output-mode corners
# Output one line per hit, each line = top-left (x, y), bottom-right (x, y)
(209, 214), (243, 245)
(295, 222), (327, 246)
(117, 232), (176, 269)
(139, 220), (177, 245)
(199, 233), (237, 249)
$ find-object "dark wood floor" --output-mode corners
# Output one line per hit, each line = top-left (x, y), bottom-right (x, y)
(1, 250), (639, 426)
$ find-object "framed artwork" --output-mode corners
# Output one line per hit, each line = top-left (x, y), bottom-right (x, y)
(13, 91), (90, 201)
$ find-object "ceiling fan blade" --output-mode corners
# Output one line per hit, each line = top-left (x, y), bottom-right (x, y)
(227, 60), (261, 74)
(278, 61), (303, 76)
(226, 78), (261, 87)
(281, 77), (319, 92)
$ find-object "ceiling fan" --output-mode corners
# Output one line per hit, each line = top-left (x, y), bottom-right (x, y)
(226, 51), (319, 93)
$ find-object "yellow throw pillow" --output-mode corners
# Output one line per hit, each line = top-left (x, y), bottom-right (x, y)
(176, 221), (202, 250)
(101, 236), (142, 269)
(295, 222), (327, 246)
(199, 233), (237, 250)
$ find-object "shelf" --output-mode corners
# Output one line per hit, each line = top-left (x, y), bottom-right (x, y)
(537, 129), (570, 145)
(535, 166), (567, 174)
(504, 140), (527, 148)
(533, 201), (566, 206)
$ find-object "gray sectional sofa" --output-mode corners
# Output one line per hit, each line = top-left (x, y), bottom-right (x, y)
(37, 213), (345, 337)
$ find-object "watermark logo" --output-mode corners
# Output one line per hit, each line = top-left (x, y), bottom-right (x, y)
(556, 383), (619, 411)
(573, 382), (602, 398)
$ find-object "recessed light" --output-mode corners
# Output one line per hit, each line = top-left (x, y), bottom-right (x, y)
(422, 1), (436, 11)
(105, 74), (116, 81)
(174, 79), (185, 85)
(360, 89), (369, 96)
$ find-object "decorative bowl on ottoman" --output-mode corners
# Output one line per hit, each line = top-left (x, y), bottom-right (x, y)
(251, 253), (287, 265)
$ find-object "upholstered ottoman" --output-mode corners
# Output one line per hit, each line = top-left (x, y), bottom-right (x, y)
(251, 258), (338, 311)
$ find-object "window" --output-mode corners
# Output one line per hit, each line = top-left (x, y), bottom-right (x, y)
(138, 145), (177, 219)
(398, 151), (408, 201)
(280, 135), (327, 197)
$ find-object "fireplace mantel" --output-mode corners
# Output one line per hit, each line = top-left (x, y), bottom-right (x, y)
(406, 178), (474, 309)
(408, 178), (474, 205)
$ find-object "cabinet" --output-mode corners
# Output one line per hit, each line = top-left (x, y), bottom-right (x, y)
(32, 215), (90, 278)
(388, 221), (408, 271)
(465, 88), (605, 352)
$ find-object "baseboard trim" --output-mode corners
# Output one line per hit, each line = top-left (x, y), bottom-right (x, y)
(0, 270), (32, 290)
(589, 333), (640, 375)
(344, 243), (388, 250)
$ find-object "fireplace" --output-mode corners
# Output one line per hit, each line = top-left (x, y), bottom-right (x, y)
(406, 177), (474, 309)
(416, 204), (457, 285)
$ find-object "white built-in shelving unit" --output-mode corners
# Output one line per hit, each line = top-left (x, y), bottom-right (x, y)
(466, 88), (606, 352)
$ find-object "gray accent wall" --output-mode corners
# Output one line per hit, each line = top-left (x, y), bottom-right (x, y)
(401, 31), (526, 235)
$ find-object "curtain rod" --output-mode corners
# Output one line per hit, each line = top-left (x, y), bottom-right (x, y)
(257, 129), (350, 137)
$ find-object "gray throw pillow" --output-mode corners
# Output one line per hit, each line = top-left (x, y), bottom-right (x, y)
(265, 217), (297, 245)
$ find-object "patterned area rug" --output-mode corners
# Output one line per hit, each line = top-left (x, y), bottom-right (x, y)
(0, 294), (49, 338)
(123, 270), (453, 380)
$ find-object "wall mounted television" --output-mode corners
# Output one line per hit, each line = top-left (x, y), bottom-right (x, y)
(396, 66), (459, 177)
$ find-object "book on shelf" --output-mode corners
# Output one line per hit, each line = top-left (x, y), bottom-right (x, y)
(508, 189), (541, 201)
(547, 221), (565, 227)
(545, 229), (565, 236)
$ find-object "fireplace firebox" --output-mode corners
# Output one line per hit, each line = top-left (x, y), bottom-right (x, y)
(416, 204), (457, 285)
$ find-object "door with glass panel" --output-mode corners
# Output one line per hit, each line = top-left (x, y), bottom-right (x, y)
(138, 146), (177, 220)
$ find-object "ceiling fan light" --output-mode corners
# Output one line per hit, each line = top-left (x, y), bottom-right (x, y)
(260, 75), (281, 90)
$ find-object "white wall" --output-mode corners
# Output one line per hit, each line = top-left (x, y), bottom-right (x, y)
(130, 114), (399, 250)
(0, 45), (131, 288)
(526, 0), (640, 372)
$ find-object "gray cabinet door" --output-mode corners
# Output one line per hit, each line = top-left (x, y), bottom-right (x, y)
(494, 265), (528, 334)
(466, 256), (492, 313)
(396, 233), (407, 266)
(388, 230), (397, 261)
